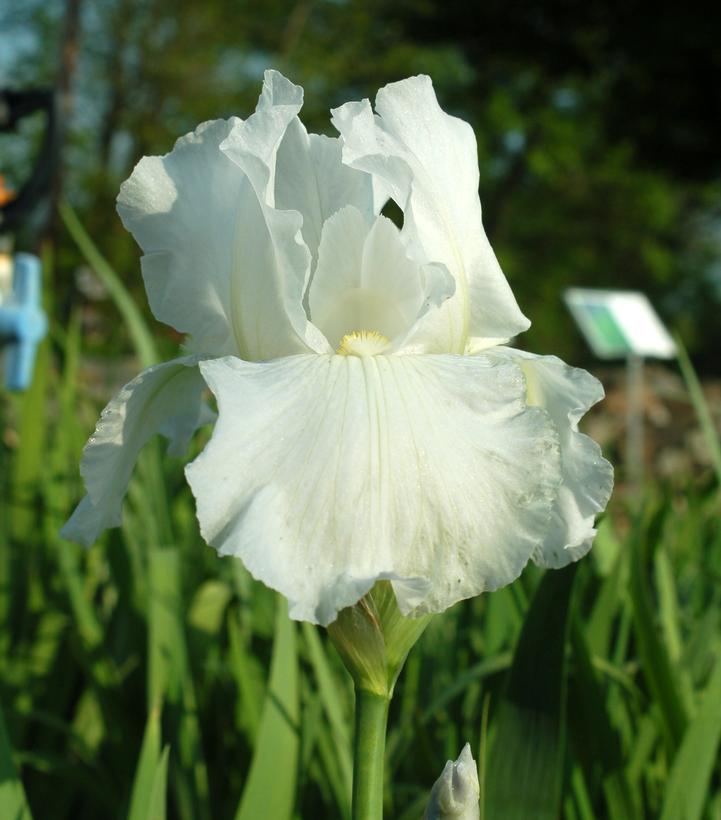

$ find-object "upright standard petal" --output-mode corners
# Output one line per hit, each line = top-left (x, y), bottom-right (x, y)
(61, 358), (207, 546)
(307, 206), (454, 352)
(490, 348), (614, 567)
(331, 76), (529, 353)
(186, 353), (561, 625)
(274, 118), (376, 267)
(118, 70), (321, 361)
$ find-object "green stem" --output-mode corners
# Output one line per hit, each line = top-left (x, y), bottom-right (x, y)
(352, 687), (390, 820)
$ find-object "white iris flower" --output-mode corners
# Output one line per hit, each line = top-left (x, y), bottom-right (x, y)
(62, 71), (613, 626)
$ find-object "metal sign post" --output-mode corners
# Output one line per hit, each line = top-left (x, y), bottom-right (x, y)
(564, 288), (676, 494)
(626, 353), (645, 490)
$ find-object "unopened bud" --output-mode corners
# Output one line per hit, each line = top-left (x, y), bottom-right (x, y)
(423, 743), (480, 820)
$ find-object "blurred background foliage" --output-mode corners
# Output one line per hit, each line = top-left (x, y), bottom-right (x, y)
(2, 1), (721, 819)
(1, 0), (721, 369)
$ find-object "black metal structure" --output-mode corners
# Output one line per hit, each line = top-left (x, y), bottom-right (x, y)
(0, 88), (59, 233)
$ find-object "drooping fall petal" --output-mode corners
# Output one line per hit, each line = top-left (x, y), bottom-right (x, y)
(185, 353), (561, 625)
(61, 358), (207, 546)
(489, 347), (614, 567)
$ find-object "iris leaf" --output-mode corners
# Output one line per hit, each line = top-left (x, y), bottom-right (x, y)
(485, 564), (577, 819)
(0, 700), (33, 820)
(235, 598), (299, 820)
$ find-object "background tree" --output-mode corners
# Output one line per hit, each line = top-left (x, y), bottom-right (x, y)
(1, 0), (719, 368)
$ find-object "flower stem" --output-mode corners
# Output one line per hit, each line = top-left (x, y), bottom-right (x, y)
(352, 687), (390, 820)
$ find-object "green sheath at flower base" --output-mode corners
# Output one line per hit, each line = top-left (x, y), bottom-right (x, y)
(328, 581), (432, 697)
(328, 582), (431, 820)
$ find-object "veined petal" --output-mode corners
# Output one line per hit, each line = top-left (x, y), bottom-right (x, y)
(226, 69), (304, 200)
(185, 353), (561, 625)
(118, 70), (321, 361)
(307, 206), (454, 352)
(331, 77), (529, 352)
(117, 119), (243, 356)
(61, 357), (207, 546)
(274, 118), (376, 266)
(219, 70), (329, 356)
(490, 348), (614, 567)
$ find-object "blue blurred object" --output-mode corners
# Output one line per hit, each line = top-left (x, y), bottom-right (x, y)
(0, 253), (48, 391)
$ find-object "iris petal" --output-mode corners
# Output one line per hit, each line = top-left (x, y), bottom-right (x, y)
(488, 348), (614, 567)
(332, 76), (529, 351)
(308, 206), (454, 351)
(61, 357), (207, 546)
(274, 118), (377, 268)
(186, 353), (561, 625)
(118, 70), (321, 361)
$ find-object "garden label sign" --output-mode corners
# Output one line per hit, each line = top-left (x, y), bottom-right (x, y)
(564, 287), (675, 490)
(563, 288), (676, 360)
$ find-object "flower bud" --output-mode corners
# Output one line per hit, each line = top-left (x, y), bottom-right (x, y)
(423, 743), (480, 820)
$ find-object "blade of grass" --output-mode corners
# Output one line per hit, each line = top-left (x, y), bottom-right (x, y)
(50, 313), (119, 691)
(147, 547), (209, 820)
(629, 507), (687, 750)
(660, 653), (721, 820)
(654, 546), (695, 714)
(9, 333), (48, 544)
(58, 199), (158, 369)
(227, 607), (265, 743)
(0, 701), (33, 820)
(569, 622), (640, 819)
(675, 337), (721, 486)
(235, 598), (299, 820)
(485, 565), (577, 820)
(128, 705), (163, 820)
(146, 745), (171, 820)
(301, 622), (352, 812)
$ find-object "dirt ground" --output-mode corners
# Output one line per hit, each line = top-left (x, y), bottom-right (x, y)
(584, 363), (721, 485)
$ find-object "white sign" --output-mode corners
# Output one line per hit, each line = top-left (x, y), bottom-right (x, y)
(564, 288), (676, 360)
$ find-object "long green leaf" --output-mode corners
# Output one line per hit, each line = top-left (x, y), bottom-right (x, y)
(147, 547), (209, 820)
(485, 565), (577, 820)
(629, 507), (687, 750)
(9, 334), (48, 544)
(675, 338), (721, 486)
(0, 701), (33, 820)
(569, 622), (640, 819)
(128, 706), (163, 820)
(58, 199), (158, 369)
(235, 598), (299, 820)
(302, 622), (352, 813)
(146, 745), (171, 820)
(660, 653), (721, 820)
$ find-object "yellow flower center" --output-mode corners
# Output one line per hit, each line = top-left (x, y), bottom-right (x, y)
(336, 330), (390, 357)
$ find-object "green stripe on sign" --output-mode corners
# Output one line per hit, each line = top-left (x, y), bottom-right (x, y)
(583, 303), (632, 356)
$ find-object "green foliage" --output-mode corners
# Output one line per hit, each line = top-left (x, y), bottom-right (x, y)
(0, 700), (33, 820)
(485, 564), (577, 819)
(0, 6), (720, 813)
(235, 601), (298, 820)
(5, 313), (720, 818)
(2, 0), (719, 369)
